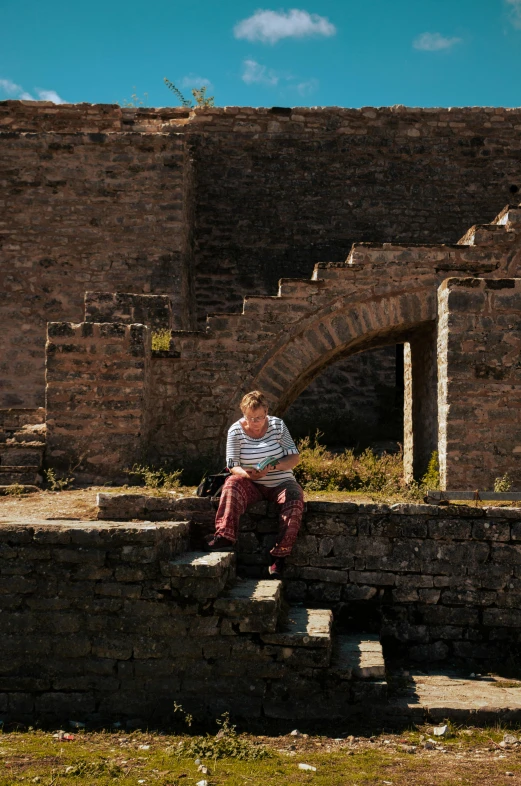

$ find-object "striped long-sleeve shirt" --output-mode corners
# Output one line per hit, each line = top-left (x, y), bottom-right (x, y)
(226, 416), (300, 487)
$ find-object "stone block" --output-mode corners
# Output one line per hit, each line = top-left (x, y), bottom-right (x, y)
(35, 692), (96, 716)
(409, 640), (449, 661)
(215, 579), (281, 633)
(298, 566), (348, 584)
(349, 570), (396, 586)
(421, 606), (480, 626)
(332, 634), (385, 679)
(428, 519), (472, 540)
(472, 520), (511, 541)
(8, 693), (34, 716)
(483, 608), (521, 627)
(133, 637), (170, 659)
(97, 493), (147, 519)
(491, 544), (521, 565)
(374, 516), (428, 539)
(92, 636), (133, 660)
(342, 584), (377, 601)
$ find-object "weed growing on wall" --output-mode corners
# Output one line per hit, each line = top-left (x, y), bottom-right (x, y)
(164, 78), (215, 107)
(43, 468), (74, 492)
(494, 472), (513, 492)
(422, 451), (440, 491)
(120, 88), (149, 107)
(151, 329), (172, 351)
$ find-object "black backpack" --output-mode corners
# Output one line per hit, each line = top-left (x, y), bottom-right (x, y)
(196, 468), (230, 499)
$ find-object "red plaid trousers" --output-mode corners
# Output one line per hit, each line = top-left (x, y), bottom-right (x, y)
(214, 475), (304, 557)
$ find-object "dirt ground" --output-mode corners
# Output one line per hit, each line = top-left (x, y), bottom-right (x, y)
(0, 487), (382, 525)
(0, 487), (105, 523)
(1, 726), (521, 785)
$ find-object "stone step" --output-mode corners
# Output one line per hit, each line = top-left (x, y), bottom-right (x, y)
(262, 606), (333, 648)
(214, 578), (282, 633)
(0, 444), (45, 466)
(458, 224), (512, 246)
(241, 295), (314, 320)
(161, 551), (236, 600)
(0, 466), (41, 485)
(262, 607), (333, 669)
(0, 408), (45, 430)
(206, 313), (243, 333)
(492, 204), (521, 231)
(277, 278), (324, 298)
(9, 423), (46, 443)
(331, 634), (386, 680)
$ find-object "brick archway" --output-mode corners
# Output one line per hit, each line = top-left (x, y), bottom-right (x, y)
(216, 285), (439, 481)
(235, 287), (437, 417)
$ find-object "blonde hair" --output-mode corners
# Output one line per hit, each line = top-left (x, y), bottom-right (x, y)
(240, 390), (268, 413)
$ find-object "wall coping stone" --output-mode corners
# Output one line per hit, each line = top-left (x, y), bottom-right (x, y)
(96, 493), (521, 521)
(3, 101), (521, 135)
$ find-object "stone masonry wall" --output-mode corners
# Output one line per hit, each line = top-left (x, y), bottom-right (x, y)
(0, 518), (381, 725)
(4, 498), (521, 725)
(84, 292), (173, 332)
(0, 520), (190, 725)
(0, 116), (190, 409)
(2, 101), (521, 413)
(99, 495), (521, 667)
(438, 278), (521, 490)
(46, 322), (151, 483)
(188, 106), (521, 320)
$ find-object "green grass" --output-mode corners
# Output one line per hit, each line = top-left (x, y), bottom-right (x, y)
(1, 727), (521, 785)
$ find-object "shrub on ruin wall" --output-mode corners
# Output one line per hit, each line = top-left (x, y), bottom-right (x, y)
(294, 435), (404, 494)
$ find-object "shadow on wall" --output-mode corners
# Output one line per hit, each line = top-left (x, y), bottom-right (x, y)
(283, 346), (403, 451)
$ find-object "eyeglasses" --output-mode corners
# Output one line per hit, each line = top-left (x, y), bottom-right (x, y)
(243, 415), (266, 423)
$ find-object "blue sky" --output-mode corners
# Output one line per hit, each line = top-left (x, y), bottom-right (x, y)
(1, 0), (520, 108)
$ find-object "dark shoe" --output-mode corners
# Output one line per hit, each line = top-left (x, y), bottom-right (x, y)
(205, 534), (235, 552)
(268, 557), (285, 578)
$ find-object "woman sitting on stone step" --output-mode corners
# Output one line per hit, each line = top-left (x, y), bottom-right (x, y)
(206, 390), (303, 579)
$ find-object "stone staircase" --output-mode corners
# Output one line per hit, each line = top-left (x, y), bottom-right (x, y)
(161, 546), (387, 719)
(0, 408), (45, 487)
(458, 203), (521, 246)
(148, 203), (521, 472)
(167, 203), (521, 353)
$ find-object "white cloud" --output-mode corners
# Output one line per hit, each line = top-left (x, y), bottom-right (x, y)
(0, 79), (66, 103)
(241, 59), (279, 86)
(413, 32), (462, 51)
(179, 74), (213, 90)
(506, 0), (521, 28)
(295, 77), (318, 96)
(36, 89), (66, 104)
(0, 78), (23, 96)
(234, 8), (336, 44)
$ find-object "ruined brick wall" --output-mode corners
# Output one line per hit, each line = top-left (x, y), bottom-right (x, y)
(0, 103), (193, 409)
(188, 106), (521, 320)
(98, 495), (521, 667)
(46, 321), (151, 483)
(438, 277), (521, 490)
(2, 101), (521, 417)
(0, 520), (190, 724)
(84, 293), (173, 331)
(4, 500), (521, 725)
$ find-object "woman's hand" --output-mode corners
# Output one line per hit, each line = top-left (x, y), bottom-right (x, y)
(230, 466), (269, 480)
(245, 467), (269, 480)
